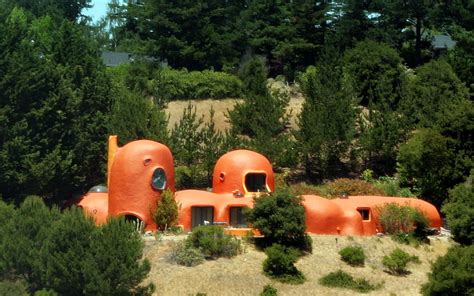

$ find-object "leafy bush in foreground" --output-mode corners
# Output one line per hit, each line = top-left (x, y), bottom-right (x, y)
(152, 189), (179, 231)
(246, 190), (312, 253)
(421, 245), (474, 296)
(186, 226), (242, 259)
(260, 284), (278, 296)
(263, 244), (305, 284)
(171, 243), (205, 267)
(0, 197), (153, 295)
(382, 248), (419, 275)
(377, 203), (429, 238)
(319, 270), (381, 293)
(442, 175), (474, 245)
(339, 246), (365, 266)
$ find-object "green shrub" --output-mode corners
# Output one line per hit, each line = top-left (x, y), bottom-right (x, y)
(171, 242), (205, 267)
(374, 176), (417, 197)
(442, 175), (473, 245)
(397, 129), (452, 208)
(260, 284), (278, 296)
(377, 203), (429, 237)
(150, 68), (242, 100)
(0, 198), (153, 295)
(325, 178), (385, 197)
(319, 270), (380, 293)
(421, 245), (474, 296)
(186, 226), (242, 259)
(152, 189), (179, 231)
(0, 280), (28, 296)
(339, 246), (365, 266)
(382, 248), (418, 275)
(263, 244), (305, 284)
(246, 189), (312, 253)
(174, 165), (209, 190)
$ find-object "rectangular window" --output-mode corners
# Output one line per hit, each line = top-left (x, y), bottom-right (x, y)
(229, 207), (247, 228)
(191, 207), (214, 229)
(245, 173), (267, 192)
(357, 208), (370, 221)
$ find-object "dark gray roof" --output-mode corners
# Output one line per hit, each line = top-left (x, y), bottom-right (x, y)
(432, 35), (456, 50)
(101, 51), (133, 67)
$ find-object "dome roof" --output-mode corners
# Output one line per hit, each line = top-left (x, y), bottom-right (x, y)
(88, 185), (108, 193)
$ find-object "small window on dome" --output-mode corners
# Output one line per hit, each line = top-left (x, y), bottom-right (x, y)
(244, 173), (267, 193)
(151, 168), (167, 190)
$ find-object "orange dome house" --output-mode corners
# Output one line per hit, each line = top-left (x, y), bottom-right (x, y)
(73, 136), (442, 236)
(74, 136), (175, 230)
(302, 195), (442, 235)
(175, 150), (275, 232)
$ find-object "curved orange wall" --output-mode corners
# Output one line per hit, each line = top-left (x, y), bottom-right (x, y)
(75, 192), (109, 225)
(212, 150), (275, 195)
(302, 195), (442, 235)
(175, 190), (255, 231)
(108, 140), (175, 230)
(71, 137), (442, 236)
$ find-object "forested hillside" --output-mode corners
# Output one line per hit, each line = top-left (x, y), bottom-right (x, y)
(0, 1), (473, 295)
(1, 0), (472, 206)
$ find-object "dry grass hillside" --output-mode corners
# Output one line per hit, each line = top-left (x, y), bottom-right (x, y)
(166, 97), (304, 131)
(165, 79), (305, 132)
(142, 234), (453, 296)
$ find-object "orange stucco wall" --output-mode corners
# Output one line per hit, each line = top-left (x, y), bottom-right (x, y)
(75, 192), (109, 225)
(73, 137), (442, 236)
(302, 195), (442, 235)
(212, 150), (275, 195)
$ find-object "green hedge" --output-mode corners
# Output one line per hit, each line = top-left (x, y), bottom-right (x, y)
(151, 68), (243, 100)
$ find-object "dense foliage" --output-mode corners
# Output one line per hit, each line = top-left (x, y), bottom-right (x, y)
(152, 189), (179, 231)
(246, 190), (312, 252)
(319, 270), (381, 293)
(421, 245), (474, 296)
(262, 244), (305, 284)
(377, 203), (429, 237)
(171, 225), (241, 266)
(339, 246), (365, 266)
(382, 248), (420, 275)
(442, 174), (474, 245)
(0, 196), (152, 295)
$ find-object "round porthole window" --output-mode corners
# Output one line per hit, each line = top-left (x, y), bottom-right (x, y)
(151, 168), (167, 190)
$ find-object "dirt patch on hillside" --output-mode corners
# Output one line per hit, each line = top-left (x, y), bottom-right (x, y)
(142, 234), (452, 296)
(165, 97), (304, 132)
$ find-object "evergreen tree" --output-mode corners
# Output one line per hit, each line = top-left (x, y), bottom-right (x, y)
(129, 0), (245, 70)
(242, 0), (328, 78)
(344, 40), (406, 173)
(170, 104), (204, 167)
(297, 51), (355, 179)
(152, 189), (179, 231)
(0, 9), (111, 202)
(400, 60), (469, 128)
(228, 57), (293, 168)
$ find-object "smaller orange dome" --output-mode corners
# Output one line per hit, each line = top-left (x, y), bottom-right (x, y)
(212, 150), (275, 196)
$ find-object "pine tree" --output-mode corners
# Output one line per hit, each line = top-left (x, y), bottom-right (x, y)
(152, 189), (179, 231)
(297, 50), (355, 179)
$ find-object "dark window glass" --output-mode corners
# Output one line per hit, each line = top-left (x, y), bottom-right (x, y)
(191, 207), (214, 229)
(151, 168), (167, 190)
(245, 173), (267, 192)
(230, 207), (247, 228)
(357, 209), (370, 221)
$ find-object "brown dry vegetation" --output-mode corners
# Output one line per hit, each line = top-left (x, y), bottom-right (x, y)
(142, 234), (452, 296)
(165, 97), (304, 132)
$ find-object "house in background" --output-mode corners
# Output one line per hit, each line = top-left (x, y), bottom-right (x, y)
(100, 51), (168, 67)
